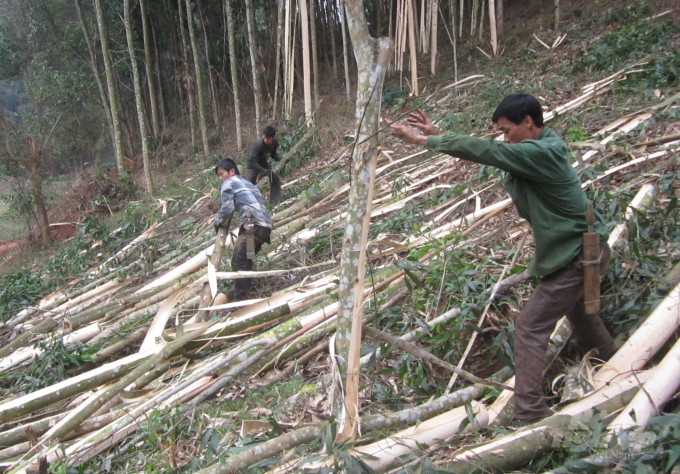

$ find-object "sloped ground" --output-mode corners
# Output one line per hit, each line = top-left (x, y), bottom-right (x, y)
(0, 2), (680, 474)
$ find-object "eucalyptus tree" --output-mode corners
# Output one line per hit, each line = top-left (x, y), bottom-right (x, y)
(93, 0), (124, 172)
(124, 0), (154, 195)
(185, 0), (210, 156)
(334, 0), (393, 444)
(139, 0), (160, 139)
(224, 0), (242, 148)
(244, 0), (262, 132)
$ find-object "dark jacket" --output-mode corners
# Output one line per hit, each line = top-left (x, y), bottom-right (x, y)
(247, 138), (283, 176)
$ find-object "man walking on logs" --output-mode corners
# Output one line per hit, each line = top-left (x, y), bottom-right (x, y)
(388, 94), (617, 425)
(215, 158), (273, 301)
(247, 125), (283, 205)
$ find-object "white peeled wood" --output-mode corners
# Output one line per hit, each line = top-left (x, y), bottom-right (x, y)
(608, 336), (680, 431)
(608, 183), (657, 248)
(355, 402), (488, 472)
(594, 281), (680, 388)
(139, 288), (190, 353)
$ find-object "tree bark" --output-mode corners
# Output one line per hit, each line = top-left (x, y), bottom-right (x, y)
(27, 136), (51, 245)
(139, 0), (160, 139)
(299, 0), (314, 126)
(273, 0), (285, 120)
(334, 0), (392, 443)
(224, 0), (242, 149)
(406, 0), (419, 95)
(339, 0), (352, 101)
(488, 0), (497, 56)
(244, 0), (262, 132)
(124, 0), (154, 196)
(497, 0), (503, 34)
(197, 0), (220, 127)
(93, 0), (124, 172)
(73, 0), (114, 152)
(431, 0), (438, 74)
(185, 0), (210, 156)
(309, 0), (320, 108)
(178, 0), (197, 150)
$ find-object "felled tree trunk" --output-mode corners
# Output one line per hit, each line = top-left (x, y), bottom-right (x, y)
(333, 0), (393, 443)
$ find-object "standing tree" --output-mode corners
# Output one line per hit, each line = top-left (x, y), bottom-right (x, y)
(244, 0), (262, 132)
(309, 0), (320, 107)
(224, 0), (242, 148)
(273, 0), (285, 120)
(139, 0), (160, 139)
(299, 0), (313, 126)
(333, 0), (393, 444)
(124, 0), (154, 196)
(338, 0), (352, 101)
(93, 0), (124, 172)
(178, 0), (197, 151)
(185, 0), (210, 156)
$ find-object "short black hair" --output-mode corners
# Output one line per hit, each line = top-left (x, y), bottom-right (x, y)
(492, 94), (544, 128)
(263, 126), (276, 138)
(215, 158), (240, 175)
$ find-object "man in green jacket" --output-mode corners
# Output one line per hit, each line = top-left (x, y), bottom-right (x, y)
(388, 94), (617, 423)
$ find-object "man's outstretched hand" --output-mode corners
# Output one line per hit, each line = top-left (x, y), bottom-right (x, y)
(385, 109), (441, 146)
(407, 109), (440, 136)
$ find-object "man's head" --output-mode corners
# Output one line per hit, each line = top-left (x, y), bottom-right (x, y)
(492, 94), (544, 144)
(263, 126), (276, 146)
(215, 158), (240, 182)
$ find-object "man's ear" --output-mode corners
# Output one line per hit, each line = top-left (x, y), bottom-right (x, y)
(524, 116), (534, 128)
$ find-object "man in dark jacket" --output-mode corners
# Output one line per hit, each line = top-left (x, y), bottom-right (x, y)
(247, 126), (283, 205)
(388, 94), (617, 424)
(215, 158), (273, 301)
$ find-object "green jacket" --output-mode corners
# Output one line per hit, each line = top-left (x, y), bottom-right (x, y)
(427, 127), (608, 277)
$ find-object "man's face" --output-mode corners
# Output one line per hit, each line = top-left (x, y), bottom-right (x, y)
(217, 168), (235, 182)
(263, 135), (274, 146)
(496, 116), (534, 144)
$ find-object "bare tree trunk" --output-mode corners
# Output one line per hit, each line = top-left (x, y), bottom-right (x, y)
(27, 137), (51, 245)
(197, 0), (220, 127)
(449, 0), (458, 81)
(407, 0), (419, 95)
(0, 100), (11, 155)
(554, 0), (560, 31)
(339, 0), (352, 101)
(93, 0), (124, 172)
(185, 0), (210, 156)
(178, 0), (196, 151)
(299, 0), (313, 126)
(334, 0), (392, 444)
(139, 0), (160, 139)
(224, 0), (242, 148)
(244, 0), (262, 132)
(459, 0), (464, 37)
(124, 0), (154, 196)
(273, 0), (284, 120)
(73, 0), (114, 152)
(470, 0), (478, 36)
(152, 23), (167, 132)
(488, 0), (497, 56)
(497, 0), (503, 34)
(309, 0), (320, 108)
(431, 0), (438, 74)
(328, 0), (338, 78)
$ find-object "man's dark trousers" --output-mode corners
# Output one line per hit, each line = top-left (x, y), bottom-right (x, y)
(513, 244), (618, 420)
(246, 169), (281, 188)
(231, 225), (272, 300)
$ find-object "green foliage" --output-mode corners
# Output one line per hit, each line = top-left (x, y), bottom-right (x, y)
(605, 3), (653, 24)
(566, 125), (589, 142)
(624, 51), (680, 89)
(575, 19), (679, 72)
(2, 339), (92, 395)
(382, 82), (409, 111)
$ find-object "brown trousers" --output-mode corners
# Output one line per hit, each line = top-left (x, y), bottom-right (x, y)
(231, 225), (271, 300)
(514, 244), (617, 420)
